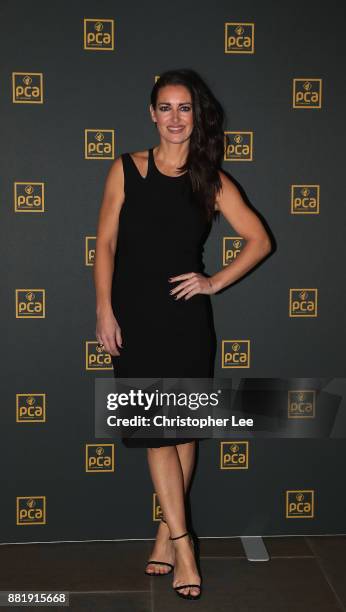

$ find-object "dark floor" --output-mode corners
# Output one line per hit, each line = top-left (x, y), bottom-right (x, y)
(0, 535), (345, 611)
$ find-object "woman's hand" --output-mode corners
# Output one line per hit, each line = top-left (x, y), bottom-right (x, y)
(168, 272), (217, 300)
(96, 307), (123, 356)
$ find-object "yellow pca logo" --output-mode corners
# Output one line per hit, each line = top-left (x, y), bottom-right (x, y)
(220, 441), (249, 469)
(85, 340), (113, 370)
(223, 237), (244, 266)
(152, 492), (165, 521)
(83, 18), (115, 51)
(16, 393), (46, 422)
(288, 390), (315, 419)
(12, 72), (43, 104)
(289, 289), (318, 317)
(85, 444), (114, 472)
(222, 340), (250, 368)
(224, 131), (253, 161)
(225, 23), (255, 54)
(85, 129), (114, 159)
(85, 236), (97, 266)
(286, 490), (314, 518)
(14, 182), (45, 213)
(16, 289), (45, 318)
(291, 185), (320, 214)
(293, 79), (322, 109)
(16, 496), (46, 525)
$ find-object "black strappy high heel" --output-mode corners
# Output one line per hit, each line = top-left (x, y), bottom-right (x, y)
(144, 517), (175, 576)
(169, 531), (202, 600)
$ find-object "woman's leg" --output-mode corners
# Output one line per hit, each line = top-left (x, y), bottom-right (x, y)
(146, 442), (201, 596)
(146, 443), (191, 574)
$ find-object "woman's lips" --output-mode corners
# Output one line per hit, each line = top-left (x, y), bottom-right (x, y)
(167, 126), (184, 132)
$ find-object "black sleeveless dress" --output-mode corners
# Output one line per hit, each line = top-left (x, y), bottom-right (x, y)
(110, 146), (217, 447)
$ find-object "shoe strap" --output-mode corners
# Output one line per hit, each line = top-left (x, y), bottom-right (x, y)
(147, 560), (174, 568)
(169, 531), (189, 541)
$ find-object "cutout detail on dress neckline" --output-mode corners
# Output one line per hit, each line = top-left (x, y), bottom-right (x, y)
(127, 152), (149, 180)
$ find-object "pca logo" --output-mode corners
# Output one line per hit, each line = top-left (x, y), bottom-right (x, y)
(85, 237), (97, 266)
(153, 492), (164, 521)
(291, 185), (320, 214)
(14, 182), (45, 212)
(220, 441), (249, 469)
(293, 79), (322, 109)
(16, 496), (46, 525)
(222, 340), (250, 368)
(83, 18), (115, 50)
(224, 132), (253, 161)
(288, 391), (315, 419)
(225, 23), (254, 54)
(223, 237), (244, 266)
(16, 289), (45, 318)
(12, 73), (43, 103)
(85, 129), (115, 159)
(85, 340), (113, 370)
(16, 393), (46, 422)
(286, 490), (314, 518)
(85, 444), (114, 472)
(289, 289), (318, 317)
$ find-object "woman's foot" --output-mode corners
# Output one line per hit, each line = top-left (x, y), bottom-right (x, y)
(171, 532), (201, 598)
(145, 519), (175, 575)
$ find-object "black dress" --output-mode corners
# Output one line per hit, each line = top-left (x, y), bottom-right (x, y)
(110, 146), (217, 447)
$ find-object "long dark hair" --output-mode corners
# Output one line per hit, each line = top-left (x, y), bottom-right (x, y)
(150, 68), (225, 223)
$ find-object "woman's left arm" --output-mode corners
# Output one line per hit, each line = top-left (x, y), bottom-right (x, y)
(209, 170), (271, 293)
(169, 171), (272, 300)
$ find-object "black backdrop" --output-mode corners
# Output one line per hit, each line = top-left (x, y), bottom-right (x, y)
(2, 0), (346, 543)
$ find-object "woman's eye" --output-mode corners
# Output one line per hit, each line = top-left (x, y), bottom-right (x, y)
(158, 106), (192, 112)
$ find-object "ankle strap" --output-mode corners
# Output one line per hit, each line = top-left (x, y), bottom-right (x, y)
(169, 531), (189, 541)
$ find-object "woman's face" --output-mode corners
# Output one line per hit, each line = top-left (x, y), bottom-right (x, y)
(150, 84), (193, 144)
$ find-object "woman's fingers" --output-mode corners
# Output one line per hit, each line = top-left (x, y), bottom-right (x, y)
(115, 326), (123, 349)
(97, 328), (123, 356)
(98, 335), (119, 356)
(169, 272), (214, 299)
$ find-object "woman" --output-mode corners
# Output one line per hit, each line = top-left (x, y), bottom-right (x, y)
(93, 68), (271, 600)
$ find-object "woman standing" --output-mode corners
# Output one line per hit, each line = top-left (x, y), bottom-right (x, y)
(94, 69), (271, 600)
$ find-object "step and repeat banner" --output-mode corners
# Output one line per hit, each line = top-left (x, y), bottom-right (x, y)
(2, 1), (346, 543)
